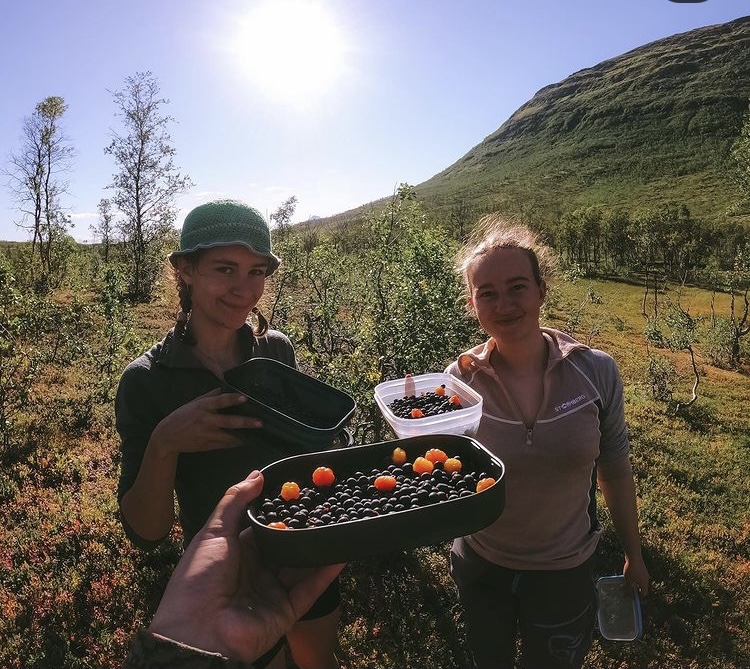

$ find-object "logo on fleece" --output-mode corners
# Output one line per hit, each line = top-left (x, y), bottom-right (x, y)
(554, 394), (587, 413)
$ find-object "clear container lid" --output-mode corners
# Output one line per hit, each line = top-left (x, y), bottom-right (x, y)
(595, 575), (643, 641)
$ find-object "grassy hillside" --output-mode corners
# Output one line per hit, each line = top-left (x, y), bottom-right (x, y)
(319, 17), (750, 231)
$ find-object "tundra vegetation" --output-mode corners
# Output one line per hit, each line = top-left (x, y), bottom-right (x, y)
(0, 184), (748, 669)
(1, 25), (750, 664)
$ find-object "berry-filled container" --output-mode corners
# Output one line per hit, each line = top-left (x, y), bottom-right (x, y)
(374, 373), (483, 439)
(222, 357), (356, 454)
(247, 434), (505, 567)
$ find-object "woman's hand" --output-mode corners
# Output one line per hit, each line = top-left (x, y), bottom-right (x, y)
(147, 471), (345, 663)
(120, 389), (266, 543)
(151, 388), (264, 455)
(623, 552), (650, 597)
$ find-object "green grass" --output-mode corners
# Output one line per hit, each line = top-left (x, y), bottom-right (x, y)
(418, 18), (750, 227)
(0, 275), (748, 669)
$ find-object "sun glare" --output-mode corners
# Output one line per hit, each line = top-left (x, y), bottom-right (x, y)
(229, 0), (349, 107)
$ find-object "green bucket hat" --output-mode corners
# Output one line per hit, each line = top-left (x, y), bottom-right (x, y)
(168, 199), (280, 276)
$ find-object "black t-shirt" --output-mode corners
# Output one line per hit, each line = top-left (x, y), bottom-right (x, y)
(115, 325), (297, 548)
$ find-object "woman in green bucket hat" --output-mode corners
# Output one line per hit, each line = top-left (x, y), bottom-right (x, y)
(115, 199), (342, 669)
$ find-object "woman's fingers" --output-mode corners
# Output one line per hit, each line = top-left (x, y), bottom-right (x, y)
(196, 390), (263, 429)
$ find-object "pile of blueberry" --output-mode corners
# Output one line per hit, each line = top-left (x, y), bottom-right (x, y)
(253, 448), (496, 529)
(387, 385), (464, 419)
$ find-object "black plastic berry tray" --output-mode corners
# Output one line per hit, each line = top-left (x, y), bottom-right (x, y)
(222, 358), (356, 454)
(247, 434), (505, 567)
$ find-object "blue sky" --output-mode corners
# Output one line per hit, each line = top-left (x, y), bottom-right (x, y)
(1, 0), (747, 242)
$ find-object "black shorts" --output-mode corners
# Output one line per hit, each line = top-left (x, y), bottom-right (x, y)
(255, 577), (341, 669)
(300, 577), (341, 620)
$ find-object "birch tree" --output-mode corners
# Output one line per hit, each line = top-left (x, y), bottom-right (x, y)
(6, 96), (74, 290)
(105, 71), (192, 301)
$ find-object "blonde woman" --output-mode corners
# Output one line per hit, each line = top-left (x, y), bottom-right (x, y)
(447, 215), (649, 669)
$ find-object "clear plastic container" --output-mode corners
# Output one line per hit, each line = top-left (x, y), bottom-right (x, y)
(374, 373), (483, 439)
(595, 575), (643, 641)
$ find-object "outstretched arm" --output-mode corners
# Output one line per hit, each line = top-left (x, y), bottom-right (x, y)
(124, 470), (344, 666)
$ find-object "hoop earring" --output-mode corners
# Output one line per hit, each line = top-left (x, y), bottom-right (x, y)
(249, 307), (260, 331)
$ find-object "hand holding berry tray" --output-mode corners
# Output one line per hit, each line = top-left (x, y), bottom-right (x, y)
(247, 434), (505, 567)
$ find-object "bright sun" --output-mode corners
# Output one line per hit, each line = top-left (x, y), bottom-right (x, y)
(229, 0), (349, 107)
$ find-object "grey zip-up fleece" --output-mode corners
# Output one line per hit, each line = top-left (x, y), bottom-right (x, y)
(445, 327), (633, 570)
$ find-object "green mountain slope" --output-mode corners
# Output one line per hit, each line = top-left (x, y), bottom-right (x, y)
(323, 17), (750, 229)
